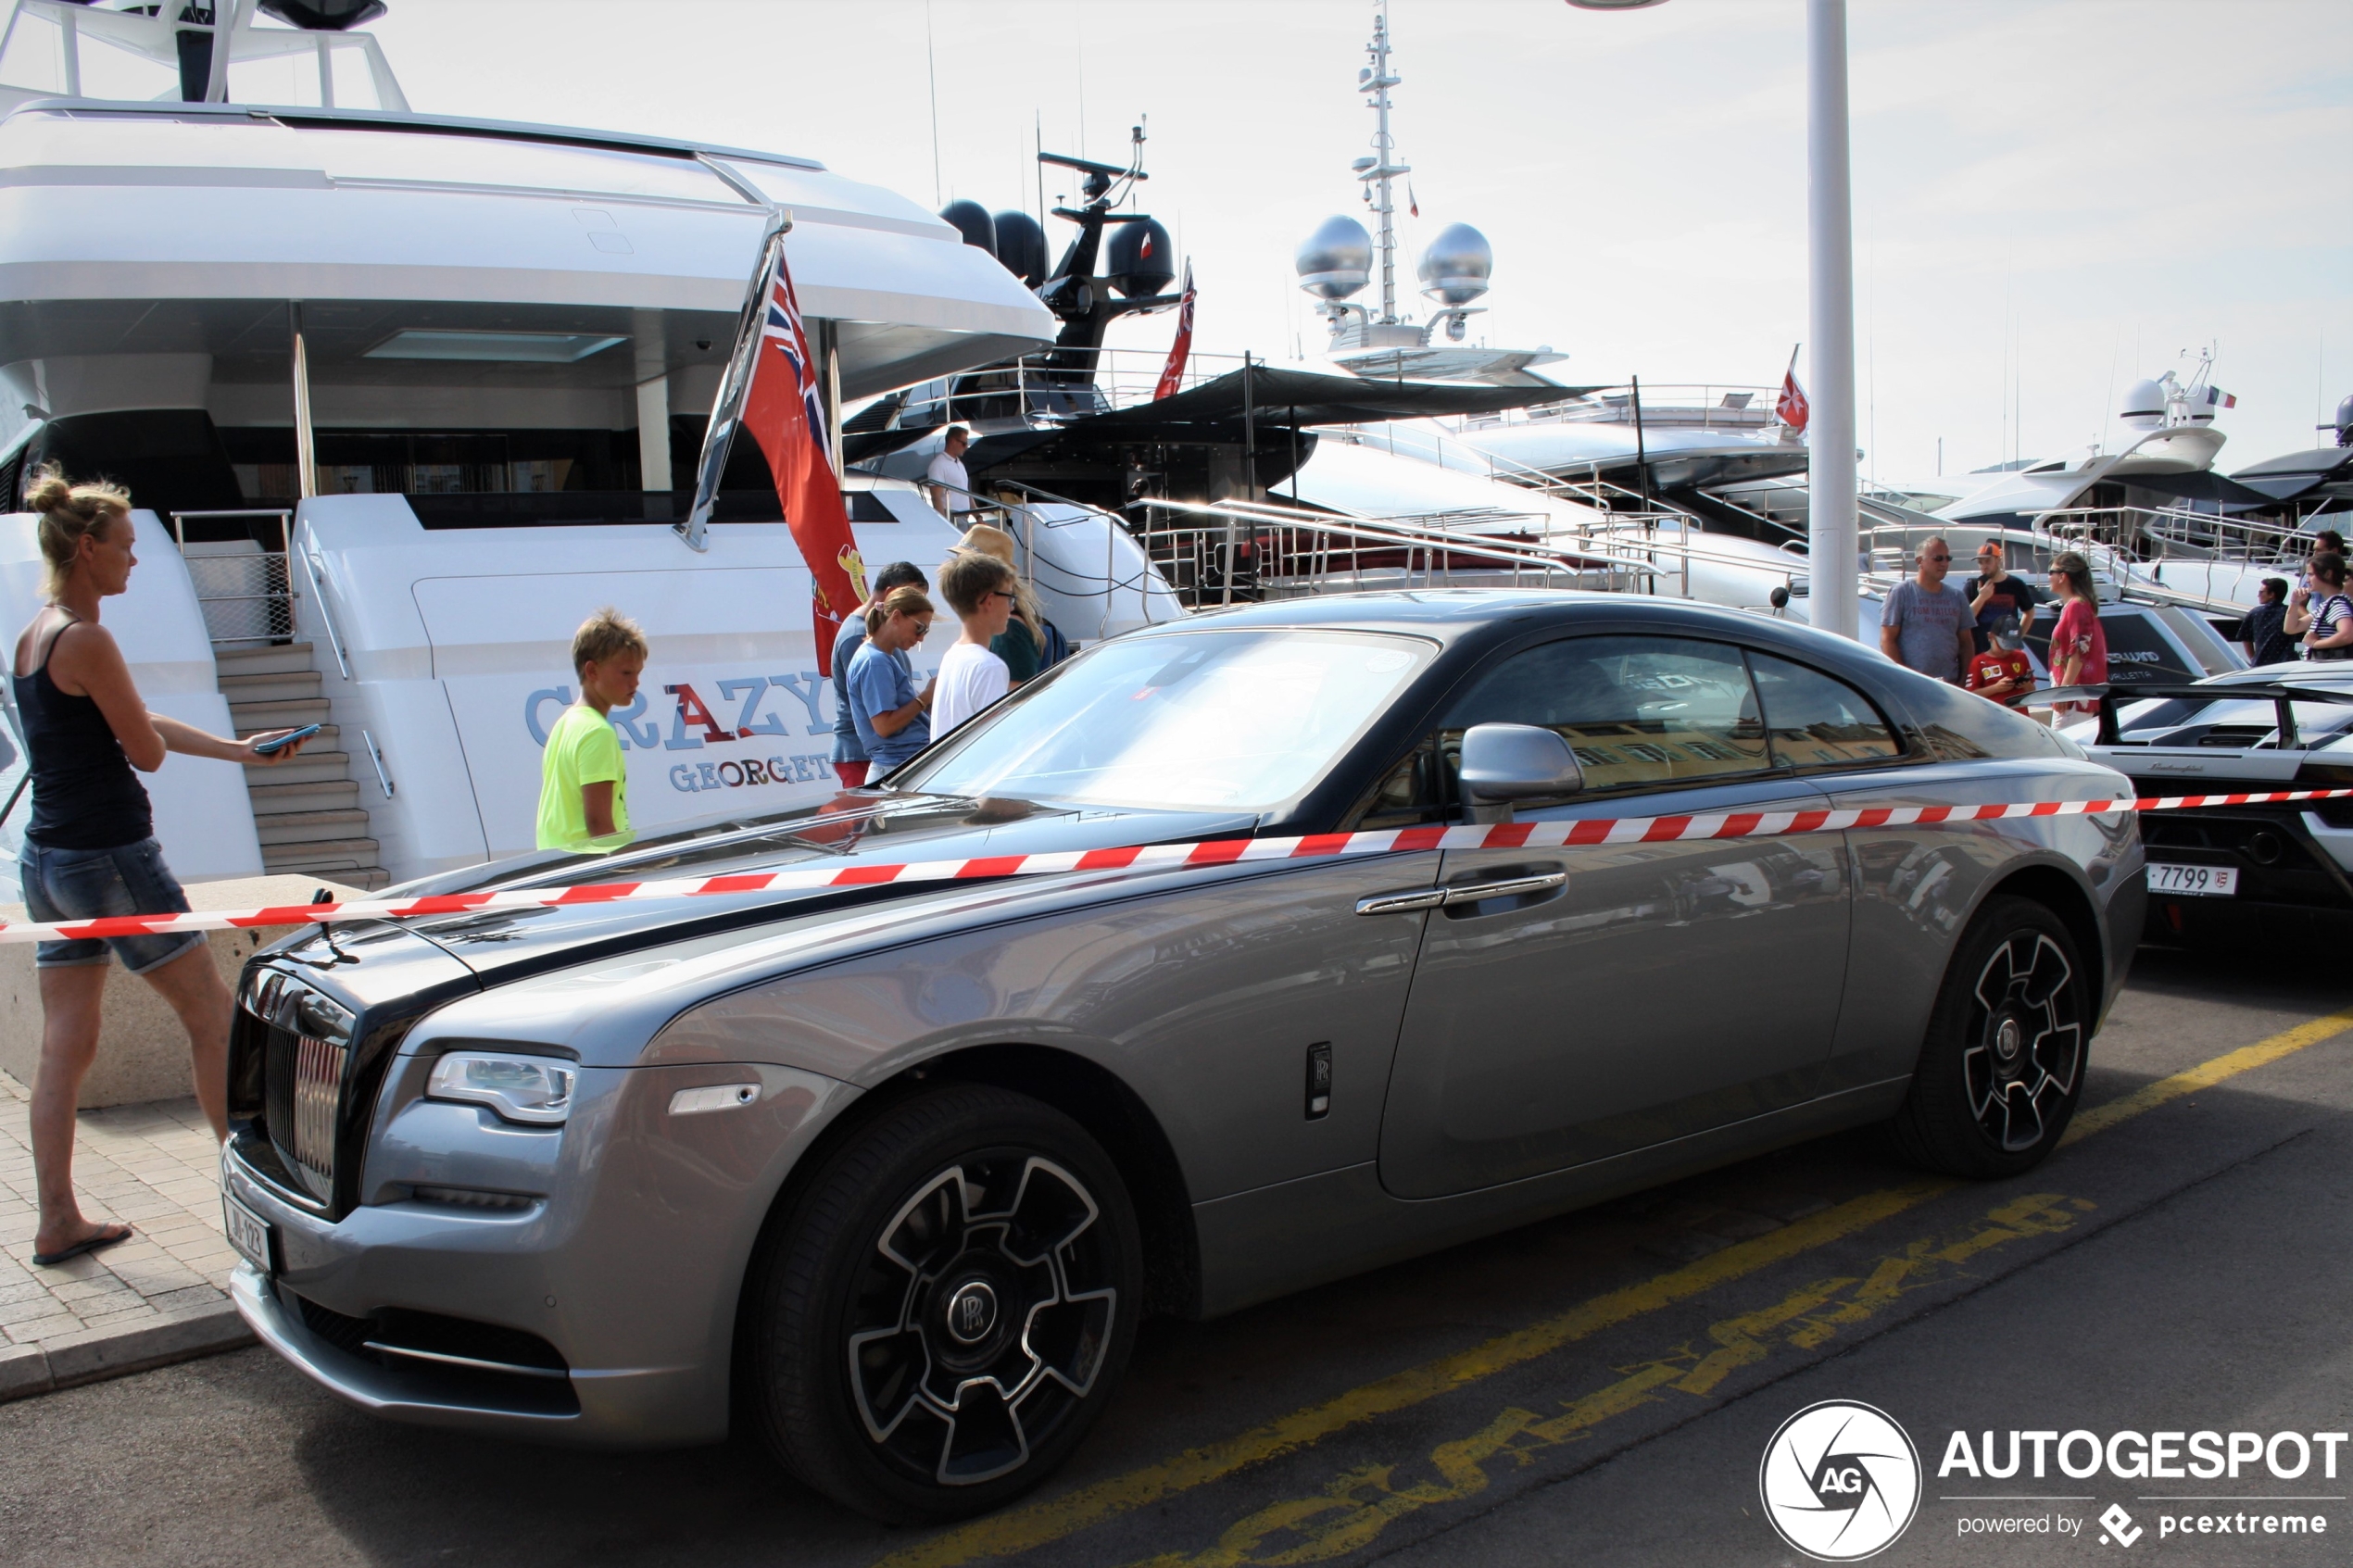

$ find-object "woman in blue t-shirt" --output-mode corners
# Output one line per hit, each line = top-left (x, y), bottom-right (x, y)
(846, 585), (935, 775)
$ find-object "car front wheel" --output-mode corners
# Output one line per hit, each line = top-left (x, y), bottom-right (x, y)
(745, 1083), (1141, 1524)
(1889, 895), (2091, 1178)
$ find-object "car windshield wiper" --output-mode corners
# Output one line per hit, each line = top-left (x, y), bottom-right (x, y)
(2054, 683), (2353, 749)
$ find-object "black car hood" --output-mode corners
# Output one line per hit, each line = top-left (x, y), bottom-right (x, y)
(276, 792), (1259, 985)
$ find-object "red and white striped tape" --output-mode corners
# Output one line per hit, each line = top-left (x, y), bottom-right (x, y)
(6, 788), (2348, 948)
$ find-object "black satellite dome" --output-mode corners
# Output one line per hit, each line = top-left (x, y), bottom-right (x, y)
(992, 210), (1048, 289)
(1105, 218), (1175, 299)
(938, 200), (997, 257)
(257, 0), (389, 29)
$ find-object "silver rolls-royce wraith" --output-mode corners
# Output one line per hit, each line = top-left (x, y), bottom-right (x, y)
(220, 591), (2144, 1523)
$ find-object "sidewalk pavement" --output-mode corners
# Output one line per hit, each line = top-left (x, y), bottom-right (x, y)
(0, 1070), (252, 1402)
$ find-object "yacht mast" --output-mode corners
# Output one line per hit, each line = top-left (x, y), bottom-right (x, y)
(1357, 4), (1408, 327)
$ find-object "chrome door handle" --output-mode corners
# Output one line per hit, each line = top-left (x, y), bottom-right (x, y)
(1441, 872), (1567, 906)
(1354, 887), (1448, 916)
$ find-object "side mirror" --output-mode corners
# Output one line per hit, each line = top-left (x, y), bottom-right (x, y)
(1459, 722), (1583, 823)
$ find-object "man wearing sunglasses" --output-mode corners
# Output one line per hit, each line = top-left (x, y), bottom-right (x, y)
(1880, 535), (1975, 684)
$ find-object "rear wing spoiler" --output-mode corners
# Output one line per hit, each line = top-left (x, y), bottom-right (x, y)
(2039, 682), (2353, 747)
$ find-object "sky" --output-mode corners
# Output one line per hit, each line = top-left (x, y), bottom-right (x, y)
(366, 0), (2352, 483)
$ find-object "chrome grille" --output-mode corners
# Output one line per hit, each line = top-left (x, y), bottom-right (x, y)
(244, 968), (356, 1209)
(289, 1033), (347, 1201)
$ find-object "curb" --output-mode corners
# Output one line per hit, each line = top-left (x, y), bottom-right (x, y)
(0, 1298), (254, 1404)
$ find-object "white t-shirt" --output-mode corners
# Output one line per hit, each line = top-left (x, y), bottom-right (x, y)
(931, 641), (1010, 734)
(925, 451), (972, 514)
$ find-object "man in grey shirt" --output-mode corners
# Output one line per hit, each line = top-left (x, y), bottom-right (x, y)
(1880, 536), (1975, 684)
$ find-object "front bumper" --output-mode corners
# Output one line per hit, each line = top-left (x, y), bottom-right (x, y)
(223, 1058), (856, 1449)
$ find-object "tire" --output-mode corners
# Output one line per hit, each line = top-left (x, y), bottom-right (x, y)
(1888, 896), (2091, 1179)
(745, 1083), (1142, 1524)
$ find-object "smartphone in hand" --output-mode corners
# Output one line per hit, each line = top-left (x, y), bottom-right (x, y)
(251, 723), (321, 757)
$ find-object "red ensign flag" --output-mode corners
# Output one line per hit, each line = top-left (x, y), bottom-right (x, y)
(1777, 368), (1810, 435)
(744, 246), (867, 674)
(1153, 261), (1196, 401)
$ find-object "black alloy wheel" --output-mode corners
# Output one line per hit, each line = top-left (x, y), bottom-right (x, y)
(745, 1083), (1141, 1524)
(1889, 896), (2090, 1178)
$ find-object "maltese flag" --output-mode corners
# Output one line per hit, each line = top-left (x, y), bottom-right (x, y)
(1777, 368), (1810, 434)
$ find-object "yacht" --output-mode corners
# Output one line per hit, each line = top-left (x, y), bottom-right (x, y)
(0, 0), (1084, 887)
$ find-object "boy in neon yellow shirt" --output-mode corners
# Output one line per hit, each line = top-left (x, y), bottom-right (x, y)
(536, 607), (646, 853)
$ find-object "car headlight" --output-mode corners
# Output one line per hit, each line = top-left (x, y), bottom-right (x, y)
(426, 1052), (575, 1126)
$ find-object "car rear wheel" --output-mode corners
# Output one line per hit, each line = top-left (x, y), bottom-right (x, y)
(1889, 896), (2090, 1178)
(745, 1083), (1141, 1524)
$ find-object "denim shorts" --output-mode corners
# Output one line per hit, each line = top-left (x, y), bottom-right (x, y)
(19, 837), (205, 974)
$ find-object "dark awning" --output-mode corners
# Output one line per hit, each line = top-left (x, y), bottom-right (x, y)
(1071, 366), (1604, 431)
(2122, 470), (2281, 512)
(2228, 446), (2353, 502)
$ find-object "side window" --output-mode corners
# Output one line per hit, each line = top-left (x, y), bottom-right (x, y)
(1441, 636), (1770, 794)
(1746, 653), (1902, 771)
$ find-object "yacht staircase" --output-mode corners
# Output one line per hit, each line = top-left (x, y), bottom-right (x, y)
(213, 642), (389, 890)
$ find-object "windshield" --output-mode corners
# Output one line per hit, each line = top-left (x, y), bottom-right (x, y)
(892, 629), (1433, 811)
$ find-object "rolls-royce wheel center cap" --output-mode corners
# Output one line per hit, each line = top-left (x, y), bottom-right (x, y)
(1994, 1017), (2024, 1061)
(945, 1281), (999, 1345)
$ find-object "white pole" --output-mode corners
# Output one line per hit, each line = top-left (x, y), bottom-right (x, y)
(1806, 0), (1858, 641)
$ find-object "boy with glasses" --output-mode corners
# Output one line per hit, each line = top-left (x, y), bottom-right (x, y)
(931, 550), (1019, 736)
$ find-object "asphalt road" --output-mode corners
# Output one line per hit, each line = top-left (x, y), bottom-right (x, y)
(3, 944), (2347, 1568)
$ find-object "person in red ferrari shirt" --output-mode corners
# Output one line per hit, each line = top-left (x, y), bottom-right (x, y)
(1966, 618), (2037, 708)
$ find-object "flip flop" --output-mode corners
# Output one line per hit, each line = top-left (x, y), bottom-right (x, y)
(31, 1223), (132, 1267)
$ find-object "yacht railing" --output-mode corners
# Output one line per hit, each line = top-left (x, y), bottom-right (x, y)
(934, 472), (1814, 617)
(1134, 495), (1667, 607)
(170, 509), (295, 648)
(2034, 504), (2314, 565)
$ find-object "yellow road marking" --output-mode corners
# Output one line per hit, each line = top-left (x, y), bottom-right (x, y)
(881, 1005), (2353, 1568)
(2059, 1002), (2353, 1145)
(1124, 1193), (2097, 1568)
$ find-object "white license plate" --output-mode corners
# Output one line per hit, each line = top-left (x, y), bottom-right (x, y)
(2147, 862), (2239, 897)
(223, 1194), (274, 1274)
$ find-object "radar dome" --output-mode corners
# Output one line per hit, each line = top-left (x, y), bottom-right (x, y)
(992, 210), (1048, 289)
(1106, 219), (1176, 299)
(1296, 215), (1372, 301)
(2336, 392), (2352, 445)
(938, 200), (996, 256)
(1417, 222), (1492, 307)
(2119, 377), (2168, 431)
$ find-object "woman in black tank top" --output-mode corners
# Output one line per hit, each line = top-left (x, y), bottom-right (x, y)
(13, 469), (310, 1267)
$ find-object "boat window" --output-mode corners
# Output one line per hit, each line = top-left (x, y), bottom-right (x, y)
(893, 630), (1433, 813)
(1745, 653), (1900, 771)
(1, 6), (179, 102)
(1439, 635), (1770, 795)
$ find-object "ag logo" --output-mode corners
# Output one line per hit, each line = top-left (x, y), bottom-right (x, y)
(1758, 1400), (1922, 1561)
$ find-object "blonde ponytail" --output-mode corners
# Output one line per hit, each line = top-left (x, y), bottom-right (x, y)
(28, 466), (131, 597)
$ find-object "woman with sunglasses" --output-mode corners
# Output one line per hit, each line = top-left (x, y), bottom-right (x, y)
(2045, 551), (2108, 715)
(845, 584), (936, 779)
